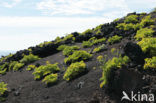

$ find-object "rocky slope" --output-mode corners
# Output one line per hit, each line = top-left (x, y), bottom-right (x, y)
(0, 10), (156, 103)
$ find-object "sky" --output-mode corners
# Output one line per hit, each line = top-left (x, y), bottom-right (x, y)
(0, 0), (156, 52)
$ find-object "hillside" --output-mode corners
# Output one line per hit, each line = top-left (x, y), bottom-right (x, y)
(0, 9), (156, 103)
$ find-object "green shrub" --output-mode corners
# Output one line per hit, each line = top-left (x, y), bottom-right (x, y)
(144, 56), (156, 69)
(20, 54), (40, 64)
(94, 38), (106, 45)
(93, 25), (103, 35)
(0, 82), (7, 96)
(100, 56), (129, 88)
(97, 55), (103, 62)
(82, 41), (93, 48)
(8, 61), (18, 71)
(26, 65), (36, 71)
(39, 41), (52, 47)
(93, 44), (106, 53)
(33, 62), (60, 80)
(93, 24), (102, 32)
(95, 30), (102, 35)
(57, 45), (68, 51)
(116, 23), (138, 31)
(134, 28), (154, 40)
(0, 63), (9, 75)
(140, 15), (154, 27)
(138, 38), (156, 56)
(64, 50), (92, 64)
(63, 61), (86, 81)
(108, 35), (122, 44)
(63, 46), (80, 56)
(124, 15), (138, 23)
(81, 29), (92, 35)
(82, 37), (106, 48)
(113, 18), (120, 22)
(42, 73), (58, 85)
(13, 62), (24, 71)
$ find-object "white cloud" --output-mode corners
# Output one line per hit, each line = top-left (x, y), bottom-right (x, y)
(36, 0), (130, 16)
(1, 0), (21, 8)
(0, 16), (111, 51)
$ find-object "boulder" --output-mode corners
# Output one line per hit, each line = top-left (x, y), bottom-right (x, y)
(124, 42), (145, 64)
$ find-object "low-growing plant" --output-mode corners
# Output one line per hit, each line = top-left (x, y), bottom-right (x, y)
(0, 82), (7, 96)
(138, 38), (156, 56)
(81, 29), (93, 35)
(93, 44), (106, 53)
(13, 62), (24, 71)
(0, 63), (9, 75)
(42, 73), (58, 85)
(82, 37), (106, 48)
(63, 46), (80, 56)
(82, 41), (93, 48)
(124, 14), (138, 23)
(97, 55), (103, 62)
(33, 62), (60, 80)
(8, 61), (18, 71)
(20, 54), (40, 64)
(39, 41), (52, 47)
(113, 18), (120, 22)
(134, 28), (154, 40)
(100, 56), (129, 88)
(57, 45), (68, 51)
(140, 15), (154, 27)
(107, 35), (122, 44)
(63, 61), (86, 81)
(64, 50), (92, 64)
(144, 56), (156, 69)
(26, 65), (36, 71)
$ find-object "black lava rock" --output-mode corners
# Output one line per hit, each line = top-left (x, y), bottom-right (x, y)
(124, 42), (145, 64)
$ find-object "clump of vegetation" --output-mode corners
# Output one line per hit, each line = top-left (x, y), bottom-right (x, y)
(0, 82), (7, 96)
(64, 50), (92, 64)
(140, 15), (154, 27)
(82, 41), (93, 48)
(111, 48), (119, 56)
(57, 45), (68, 51)
(100, 56), (129, 88)
(124, 14), (138, 23)
(20, 54), (40, 64)
(33, 62), (60, 80)
(107, 35), (122, 44)
(0, 82), (7, 101)
(42, 73), (58, 85)
(0, 63), (9, 75)
(81, 29), (93, 35)
(113, 18), (120, 22)
(26, 65), (36, 71)
(13, 62), (24, 71)
(134, 28), (154, 40)
(63, 61), (86, 81)
(8, 61), (18, 71)
(144, 56), (156, 69)
(63, 46), (80, 56)
(54, 34), (75, 44)
(39, 41), (52, 47)
(82, 37), (106, 48)
(97, 55), (103, 62)
(93, 44), (106, 53)
(93, 24), (103, 35)
(138, 38), (156, 56)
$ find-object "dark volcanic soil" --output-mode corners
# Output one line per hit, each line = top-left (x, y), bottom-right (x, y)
(0, 39), (131, 103)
